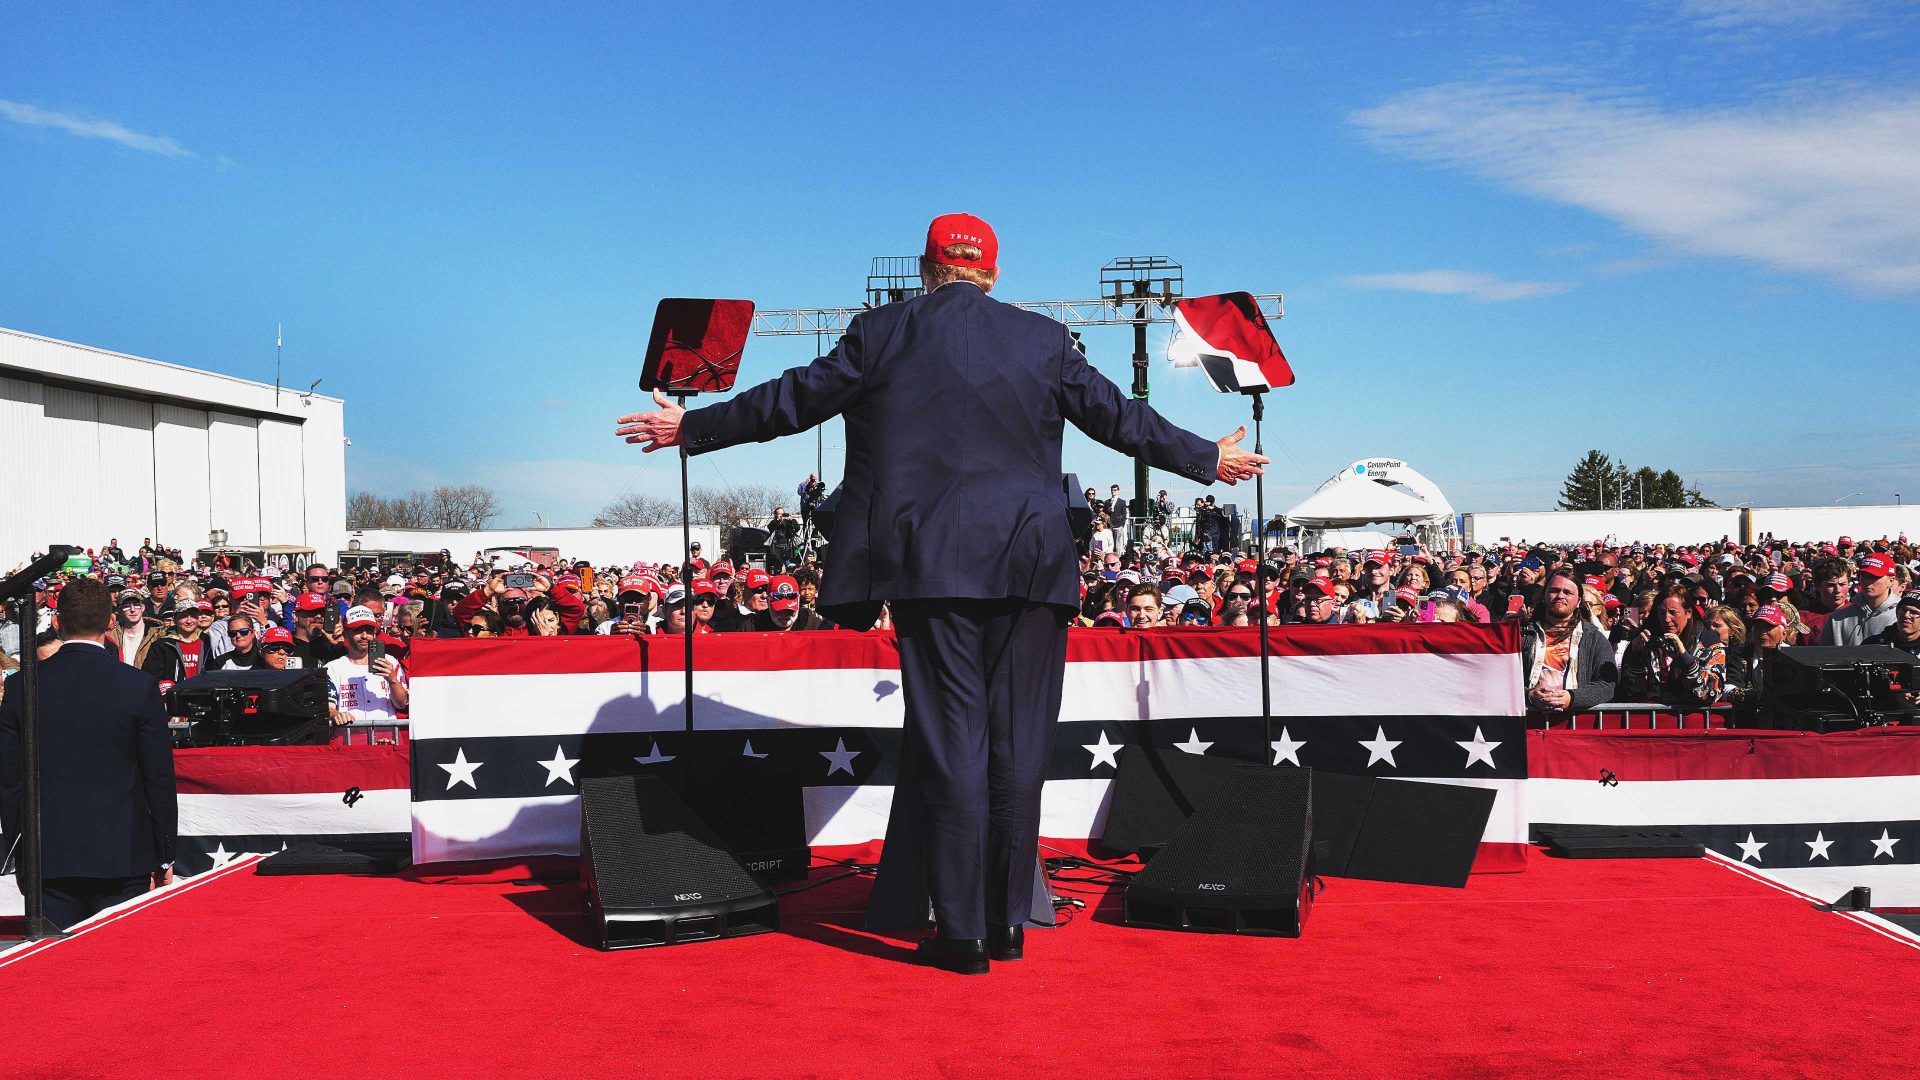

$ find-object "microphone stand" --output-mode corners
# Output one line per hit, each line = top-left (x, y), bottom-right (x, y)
(1, 545), (78, 941)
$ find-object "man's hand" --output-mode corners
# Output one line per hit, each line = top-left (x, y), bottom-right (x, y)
(370, 655), (400, 682)
(615, 391), (687, 453)
(486, 571), (506, 598)
(1215, 427), (1268, 485)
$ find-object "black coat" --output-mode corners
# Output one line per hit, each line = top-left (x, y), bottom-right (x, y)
(1, 640), (177, 878)
(683, 281), (1217, 629)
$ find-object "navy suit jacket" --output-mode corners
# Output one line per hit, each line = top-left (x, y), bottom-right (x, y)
(1, 640), (178, 879)
(682, 282), (1217, 629)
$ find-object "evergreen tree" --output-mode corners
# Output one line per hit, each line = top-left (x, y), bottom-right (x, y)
(1558, 450), (1618, 511)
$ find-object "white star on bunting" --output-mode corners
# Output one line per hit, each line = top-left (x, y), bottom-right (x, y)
(1083, 731), (1123, 770)
(820, 737), (860, 777)
(1805, 831), (1834, 861)
(1870, 829), (1900, 859)
(1270, 727), (1305, 767)
(1358, 726), (1401, 768)
(1455, 726), (1500, 769)
(741, 739), (769, 759)
(207, 842), (235, 868)
(634, 741), (675, 765)
(439, 748), (483, 791)
(1174, 728), (1213, 756)
(537, 745), (579, 788)
(1736, 832), (1767, 863)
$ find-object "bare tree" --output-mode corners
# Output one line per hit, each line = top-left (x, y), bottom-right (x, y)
(428, 485), (502, 530)
(346, 486), (499, 530)
(593, 492), (679, 527)
(346, 491), (386, 530)
(689, 483), (785, 526)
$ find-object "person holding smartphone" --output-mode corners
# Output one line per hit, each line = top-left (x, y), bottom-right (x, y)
(324, 606), (408, 726)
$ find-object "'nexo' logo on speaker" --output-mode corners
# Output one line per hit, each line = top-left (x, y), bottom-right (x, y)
(1197, 883), (1226, 891)
(674, 892), (704, 901)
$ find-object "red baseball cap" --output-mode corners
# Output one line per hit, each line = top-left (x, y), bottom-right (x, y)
(744, 569), (772, 590)
(710, 561), (735, 579)
(1764, 572), (1793, 594)
(260, 627), (294, 646)
(1858, 552), (1895, 578)
(690, 576), (721, 598)
(1236, 559), (1258, 574)
(294, 592), (329, 612)
(1304, 578), (1338, 600)
(616, 575), (651, 598)
(1752, 604), (1789, 629)
(1393, 585), (1419, 605)
(925, 213), (998, 271)
(770, 574), (799, 599)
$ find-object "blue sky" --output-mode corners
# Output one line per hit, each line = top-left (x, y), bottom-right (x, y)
(4, 1), (1917, 527)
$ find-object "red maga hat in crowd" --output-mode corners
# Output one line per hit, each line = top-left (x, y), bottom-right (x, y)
(1858, 552), (1896, 578)
(744, 568), (773, 590)
(1752, 604), (1789, 628)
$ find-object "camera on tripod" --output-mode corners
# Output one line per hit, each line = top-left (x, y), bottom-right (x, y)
(1759, 645), (1920, 732)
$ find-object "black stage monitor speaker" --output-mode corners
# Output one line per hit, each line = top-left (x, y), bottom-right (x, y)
(580, 774), (779, 950)
(670, 752), (811, 882)
(1124, 764), (1314, 937)
(168, 667), (330, 746)
(1105, 746), (1493, 888)
(1308, 772), (1494, 888)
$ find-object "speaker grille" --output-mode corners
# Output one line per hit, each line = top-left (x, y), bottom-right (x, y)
(1125, 765), (1314, 936)
(582, 775), (766, 909)
(1137, 766), (1311, 895)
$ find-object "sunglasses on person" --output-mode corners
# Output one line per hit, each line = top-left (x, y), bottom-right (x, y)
(213, 603), (230, 612)
(1228, 591), (1253, 600)
(693, 597), (717, 606)
(261, 644), (292, 654)
(231, 627), (255, 637)
(465, 624), (490, 636)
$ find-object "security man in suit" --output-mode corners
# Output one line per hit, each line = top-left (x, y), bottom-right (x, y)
(617, 214), (1265, 973)
(1, 577), (178, 929)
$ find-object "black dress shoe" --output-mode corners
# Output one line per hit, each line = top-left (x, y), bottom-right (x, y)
(915, 935), (989, 975)
(988, 925), (1024, 961)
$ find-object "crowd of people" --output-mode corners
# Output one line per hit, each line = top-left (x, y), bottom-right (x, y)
(5, 517), (1916, 729)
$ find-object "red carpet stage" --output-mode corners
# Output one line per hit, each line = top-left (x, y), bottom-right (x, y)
(2, 850), (1913, 1079)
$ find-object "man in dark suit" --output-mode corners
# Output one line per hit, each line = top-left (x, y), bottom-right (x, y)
(1, 577), (178, 930)
(617, 214), (1264, 973)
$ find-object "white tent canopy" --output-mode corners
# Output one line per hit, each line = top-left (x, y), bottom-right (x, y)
(1284, 458), (1459, 550)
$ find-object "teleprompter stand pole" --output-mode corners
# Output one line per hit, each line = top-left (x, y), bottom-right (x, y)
(1, 545), (77, 941)
(678, 394), (695, 741)
(1249, 393), (1273, 758)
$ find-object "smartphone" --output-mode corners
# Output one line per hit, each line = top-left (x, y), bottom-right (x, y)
(1506, 594), (1525, 617)
(367, 639), (386, 673)
(504, 572), (537, 591)
(322, 604), (340, 634)
(1418, 600), (1436, 623)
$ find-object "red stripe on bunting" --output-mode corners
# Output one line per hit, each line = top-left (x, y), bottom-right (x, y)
(175, 744), (411, 795)
(1527, 728), (1920, 782)
(410, 622), (1520, 678)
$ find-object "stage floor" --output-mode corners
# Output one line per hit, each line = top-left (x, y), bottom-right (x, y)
(1, 852), (1914, 1079)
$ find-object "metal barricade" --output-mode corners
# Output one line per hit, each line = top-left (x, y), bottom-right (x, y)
(331, 720), (409, 747)
(1565, 703), (1733, 731)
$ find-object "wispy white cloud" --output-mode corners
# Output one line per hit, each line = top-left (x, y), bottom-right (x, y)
(1343, 269), (1573, 302)
(1351, 83), (1920, 295)
(1676, 0), (1865, 31)
(0, 99), (193, 157)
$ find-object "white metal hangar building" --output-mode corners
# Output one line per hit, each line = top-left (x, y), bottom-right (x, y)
(0, 326), (347, 567)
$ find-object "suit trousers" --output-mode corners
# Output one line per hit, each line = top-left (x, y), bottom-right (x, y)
(867, 598), (1069, 939)
(41, 875), (148, 930)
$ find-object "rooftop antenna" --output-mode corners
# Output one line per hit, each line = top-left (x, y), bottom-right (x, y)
(274, 323), (283, 406)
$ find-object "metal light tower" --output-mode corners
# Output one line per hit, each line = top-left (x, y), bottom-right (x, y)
(1101, 258), (1183, 546)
